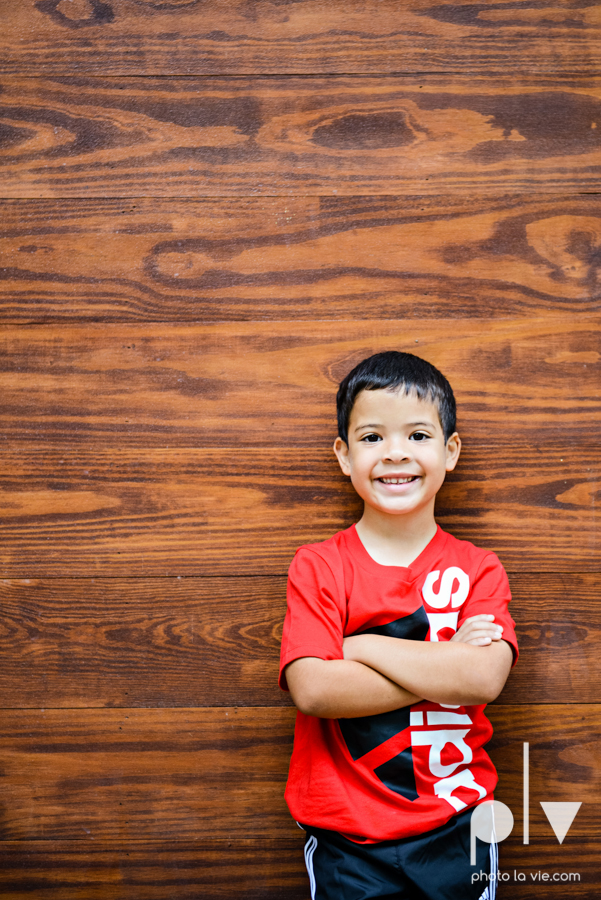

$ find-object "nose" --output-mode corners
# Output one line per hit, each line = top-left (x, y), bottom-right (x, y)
(383, 439), (410, 462)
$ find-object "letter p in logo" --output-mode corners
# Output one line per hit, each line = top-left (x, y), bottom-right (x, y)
(470, 800), (514, 865)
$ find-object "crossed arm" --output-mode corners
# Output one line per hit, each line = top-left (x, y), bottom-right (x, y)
(285, 615), (514, 719)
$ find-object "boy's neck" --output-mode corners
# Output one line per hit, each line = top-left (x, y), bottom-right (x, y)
(355, 503), (438, 568)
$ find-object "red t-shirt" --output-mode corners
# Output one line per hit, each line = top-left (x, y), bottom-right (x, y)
(279, 524), (518, 842)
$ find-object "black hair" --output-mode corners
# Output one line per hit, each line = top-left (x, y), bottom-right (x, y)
(336, 351), (456, 444)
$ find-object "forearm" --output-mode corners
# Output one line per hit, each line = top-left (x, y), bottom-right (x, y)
(344, 635), (513, 706)
(285, 656), (421, 719)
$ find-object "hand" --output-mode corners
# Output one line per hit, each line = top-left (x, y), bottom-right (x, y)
(450, 614), (504, 647)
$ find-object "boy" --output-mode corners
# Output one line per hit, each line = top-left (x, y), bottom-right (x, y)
(279, 351), (518, 900)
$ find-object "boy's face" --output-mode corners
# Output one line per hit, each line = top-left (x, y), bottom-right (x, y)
(334, 388), (461, 521)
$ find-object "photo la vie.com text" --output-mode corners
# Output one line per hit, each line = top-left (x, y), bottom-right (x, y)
(472, 869), (581, 886)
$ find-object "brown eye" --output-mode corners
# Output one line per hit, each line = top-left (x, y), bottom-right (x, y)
(411, 432), (428, 441)
(362, 433), (381, 443)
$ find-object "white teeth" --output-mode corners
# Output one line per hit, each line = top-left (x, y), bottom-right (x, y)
(380, 477), (415, 484)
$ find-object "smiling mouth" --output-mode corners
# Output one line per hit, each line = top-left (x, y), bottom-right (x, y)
(378, 476), (419, 484)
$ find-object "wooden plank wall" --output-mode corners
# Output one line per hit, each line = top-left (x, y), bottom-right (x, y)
(0, 2), (600, 896)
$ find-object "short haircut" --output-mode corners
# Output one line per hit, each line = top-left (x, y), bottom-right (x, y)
(336, 351), (456, 443)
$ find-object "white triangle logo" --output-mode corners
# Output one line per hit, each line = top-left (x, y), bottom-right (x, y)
(540, 802), (582, 844)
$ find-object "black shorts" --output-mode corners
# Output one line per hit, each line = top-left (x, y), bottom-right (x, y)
(301, 808), (498, 900)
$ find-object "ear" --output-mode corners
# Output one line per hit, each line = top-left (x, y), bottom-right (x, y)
(445, 432), (461, 472)
(333, 436), (351, 476)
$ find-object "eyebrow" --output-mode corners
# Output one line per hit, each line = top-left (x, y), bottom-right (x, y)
(353, 420), (436, 433)
(354, 422), (382, 431)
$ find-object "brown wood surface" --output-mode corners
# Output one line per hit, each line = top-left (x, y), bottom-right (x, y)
(497, 837), (600, 891)
(0, 707), (298, 841)
(499, 574), (601, 705)
(0, 706), (598, 843)
(0, 840), (309, 900)
(487, 704), (601, 809)
(0, 839), (598, 899)
(0, 445), (598, 575)
(2, 1), (601, 77)
(2, 77), (601, 197)
(2, 4), (600, 898)
(0, 319), (599, 446)
(0, 573), (599, 708)
(0, 576), (289, 708)
(2, 195), (601, 322)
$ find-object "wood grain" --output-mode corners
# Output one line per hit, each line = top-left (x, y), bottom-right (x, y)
(2, 2), (599, 897)
(0, 839), (598, 899)
(2, 1), (601, 76)
(0, 706), (598, 841)
(488, 702), (601, 790)
(0, 841), (308, 900)
(498, 574), (601, 706)
(497, 837), (599, 891)
(2, 77), (601, 196)
(0, 576), (289, 708)
(0, 318), (599, 447)
(0, 707), (299, 841)
(0, 574), (598, 707)
(488, 704), (601, 855)
(494, 839), (599, 889)
(2, 195), (601, 322)
(0, 444), (598, 575)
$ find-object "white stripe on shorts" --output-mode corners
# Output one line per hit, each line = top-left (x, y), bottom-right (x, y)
(478, 840), (498, 900)
(304, 834), (318, 900)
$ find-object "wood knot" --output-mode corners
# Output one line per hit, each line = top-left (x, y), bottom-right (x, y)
(35, 0), (115, 28)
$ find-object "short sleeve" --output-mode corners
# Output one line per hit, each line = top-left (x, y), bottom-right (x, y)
(279, 548), (346, 690)
(458, 552), (519, 664)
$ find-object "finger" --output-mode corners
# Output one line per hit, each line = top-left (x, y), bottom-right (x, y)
(454, 626), (503, 640)
(460, 622), (503, 633)
(466, 628), (504, 640)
